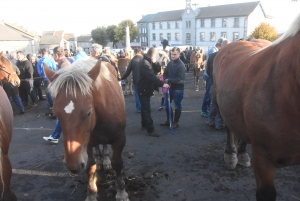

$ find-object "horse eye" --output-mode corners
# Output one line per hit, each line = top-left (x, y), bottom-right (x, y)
(86, 111), (92, 118)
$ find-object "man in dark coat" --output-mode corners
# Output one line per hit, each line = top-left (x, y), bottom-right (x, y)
(137, 47), (169, 137)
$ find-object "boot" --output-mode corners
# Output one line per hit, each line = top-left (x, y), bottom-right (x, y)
(160, 108), (172, 126)
(173, 109), (182, 129)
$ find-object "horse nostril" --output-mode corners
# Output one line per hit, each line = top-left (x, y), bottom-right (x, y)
(80, 162), (85, 170)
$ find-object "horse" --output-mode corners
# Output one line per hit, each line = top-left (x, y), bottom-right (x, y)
(0, 55), (19, 201)
(44, 59), (129, 201)
(213, 13), (300, 201)
(118, 58), (133, 95)
(190, 49), (205, 91)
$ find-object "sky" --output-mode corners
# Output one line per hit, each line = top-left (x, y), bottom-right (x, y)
(0, 0), (299, 35)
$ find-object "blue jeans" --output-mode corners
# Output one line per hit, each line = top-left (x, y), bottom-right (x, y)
(208, 87), (224, 127)
(43, 79), (53, 107)
(164, 89), (184, 110)
(201, 74), (211, 114)
(51, 119), (62, 139)
(133, 85), (141, 111)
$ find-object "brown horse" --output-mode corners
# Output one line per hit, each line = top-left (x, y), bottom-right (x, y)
(44, 59), (129, 201)
(190, 50), (205, 91)
(213, 13), (300, 201)
(118, 58), (133, 95)
(0, 55), (19, 201)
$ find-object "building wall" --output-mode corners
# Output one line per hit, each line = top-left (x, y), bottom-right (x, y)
(77, 41), (92, 54)
(148, 21), (182, 48)
(247, 4), (271, 37)
(0, 40), (37, 54)
(182, 10), (197, 46)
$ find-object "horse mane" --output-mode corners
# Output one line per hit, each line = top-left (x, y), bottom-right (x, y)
(253, 13), (300, 55)
(48, 59), (112, 98)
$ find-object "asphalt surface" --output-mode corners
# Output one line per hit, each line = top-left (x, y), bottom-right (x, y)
(8, 72), (300, 201)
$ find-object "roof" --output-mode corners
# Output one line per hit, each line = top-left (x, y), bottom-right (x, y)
(64, 33), (76, 41)
(149, 10), (184, 22)
(0, 23), (32, 41)
(2, 21), (37, 39)
(77, 34), (93, 42)
(39, 35), (62, 45)
(137, 14), (156, 23)
(196, 1), (261, 19)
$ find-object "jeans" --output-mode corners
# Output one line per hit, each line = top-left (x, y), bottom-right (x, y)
(43, 79), (53, 107)
(133, 85), (141, 111)
(51, 119), (62, 139)
(139, 95), (154, 133)
(164, 89), (184, 110)
(201, 74), (211, 114)
(3, 82), (24, 112)
(208, 86), (224, 127)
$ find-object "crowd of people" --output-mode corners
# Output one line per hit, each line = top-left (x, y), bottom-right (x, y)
(0, 37), (230, 142)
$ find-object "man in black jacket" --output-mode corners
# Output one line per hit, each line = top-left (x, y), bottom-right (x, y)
(137, 47), (169, 137)
(161, 47), (186, 128)
(16, 51), (37, 108)
(121, 48), (143, 112)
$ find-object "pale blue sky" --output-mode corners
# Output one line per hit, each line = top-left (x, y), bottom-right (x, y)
(0, 0), (299, 35)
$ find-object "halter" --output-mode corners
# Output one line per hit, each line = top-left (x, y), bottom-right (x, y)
(0, 64), (13, 81)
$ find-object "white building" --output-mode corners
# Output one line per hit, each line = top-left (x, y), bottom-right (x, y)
(137, 1), (272, 49)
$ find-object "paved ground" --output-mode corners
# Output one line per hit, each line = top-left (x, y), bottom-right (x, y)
(8, 72), (300, 201)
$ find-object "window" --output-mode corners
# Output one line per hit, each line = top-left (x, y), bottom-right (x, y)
(234, 18), (239, 27)
(221, 32), (227, 39)
(233, 32), (239, 41)
(175, 32), (180, 41)
(211, 19), (215, 27)
(167, 33), (171, 41)
(201, 19), (205, 27)
(152, 23), (155, 29)
(222, 18), (227, 27)
(186, 20), (191, 28)
(176, 21), (180, 28)
(167, 22), (170, 29)
(159, 22), (163, 29)
(160, 33), (163, 40)
(210, 32), (216, 41)
(200, 32), (205, 41)
(186, 33), (191, 41)
(152, 33), (156, 40)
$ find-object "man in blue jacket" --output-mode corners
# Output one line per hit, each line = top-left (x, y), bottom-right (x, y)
(37, 48), (56, 107)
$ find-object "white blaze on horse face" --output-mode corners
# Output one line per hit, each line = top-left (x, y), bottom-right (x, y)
(64, 100), (75, 114)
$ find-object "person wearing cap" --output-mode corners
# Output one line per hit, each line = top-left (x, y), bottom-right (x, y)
(201, 37), (224, 118)
(205, 39), (230, 129)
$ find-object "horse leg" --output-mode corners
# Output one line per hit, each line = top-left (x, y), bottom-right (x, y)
(92, 146), (103, 171)
(253, 151), (276, 201)
(1, 155), (17, 201)
(102, 144), (112, 170)
(85, 146), (98, 201)
(224, 126), (238, 169)
(237, 141), (251, 167)
(196, 70), (200, 91)
(111, 135), (129, 201)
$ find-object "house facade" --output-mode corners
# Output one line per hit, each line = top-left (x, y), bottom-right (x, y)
(137, 1), (272, 49)
(39, 31), (70, 53)
(77, 34), (93, 54)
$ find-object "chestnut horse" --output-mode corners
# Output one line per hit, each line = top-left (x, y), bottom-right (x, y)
(190, 50), (205, 91)
(44, 59), (129, 201)
(0, 55), (19, 201)
(213, 13), (300, 201)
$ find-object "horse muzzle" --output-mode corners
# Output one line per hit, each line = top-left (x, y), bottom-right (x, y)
(64, 154), (87, 174)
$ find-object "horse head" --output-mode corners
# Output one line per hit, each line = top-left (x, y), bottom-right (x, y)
(194, 49), (204, 69)
(44, 60), (103, 174)
(0, 56), (20, 86)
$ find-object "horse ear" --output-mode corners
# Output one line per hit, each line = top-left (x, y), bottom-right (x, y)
(200, 49), (203, 53)
(88, 59), (101, 81)
(43, 63), (57, 82)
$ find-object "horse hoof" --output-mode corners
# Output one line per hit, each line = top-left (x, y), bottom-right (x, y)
(224, 153), (238, 169)
(116, 190), (129, 201)
(237, 153), (251, 167)
(85, 194), (98, 201)
(103, 159), (112, 170)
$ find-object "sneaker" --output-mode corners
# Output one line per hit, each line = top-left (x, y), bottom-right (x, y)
(205, 121), (215, 127)
(32, 103), (38, 107)
(147, 131), (160, 137)
(215, 125), (225, 130)
(43, 135), (59, 144)
(158, 106), (164, 111)
(201, 112), (209, 118)
(173, 122), (179, 129)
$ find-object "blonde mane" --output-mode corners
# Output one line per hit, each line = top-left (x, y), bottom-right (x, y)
(252, 13), (300, 55)
(48, 59), (112, 98)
